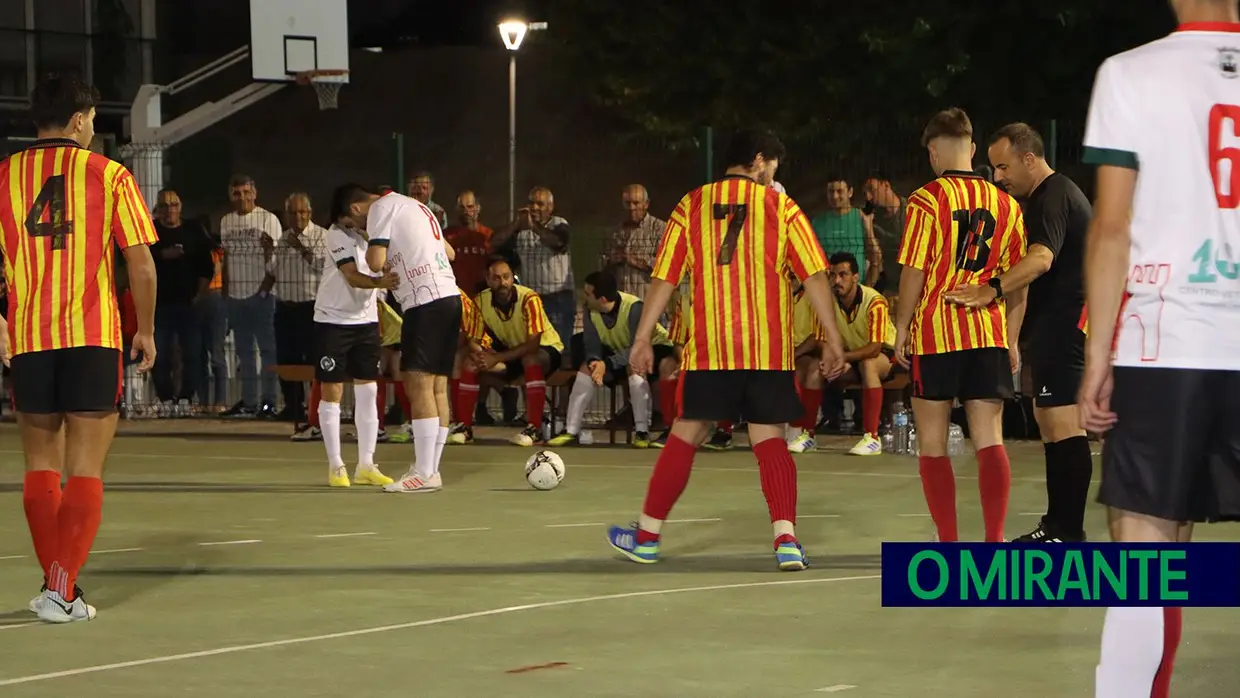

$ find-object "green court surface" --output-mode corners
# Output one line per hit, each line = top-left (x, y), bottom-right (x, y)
(0, 423), (1236, 697)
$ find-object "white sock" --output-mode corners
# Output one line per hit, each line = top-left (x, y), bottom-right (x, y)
(319, 400), (344, 468)
(410, 417), (439, 479)
(628, 373), (651, 432)
(1095, 607), (1169, 697)
(638, 514), (663, 535)
(433, 426), (449, 475)
(565, 372), (596, 435)
(353, 382), (379, 466)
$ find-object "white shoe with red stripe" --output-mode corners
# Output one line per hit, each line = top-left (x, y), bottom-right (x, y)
(382, 471), (442, 494)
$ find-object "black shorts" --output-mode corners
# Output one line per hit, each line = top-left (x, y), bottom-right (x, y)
(489, 335), (563, 382)
(911, 347), (1014, 402)
(1028, 320), (1085, 408)
(679, 370), (802, 425)
(400, 295), (462, 376)
(10, 347), (122, 414)
(314, 322), (381, 383)
(1099, 367), (1240, 523)
(569, 332), (676, 382)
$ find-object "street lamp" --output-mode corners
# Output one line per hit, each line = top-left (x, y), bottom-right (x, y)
(498, 19), (547, 220)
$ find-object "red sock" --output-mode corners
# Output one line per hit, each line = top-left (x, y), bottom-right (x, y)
(448, 379), (460, 421)
(639, 435), (698, 542)
(754, 437), (798, 524)
(23, 470), (61, 580)
(50, 476), (103, 600)
(308, 381), (322, 428)
(658, 379), (678, 427)
(375, 379), (388, 422)
(976, 445), (1012, 542)
(523, 364), (546, 427)
(1153, 608), (1183, 698)
(798, 387), (822, 431)
(718, 420), (734, 434)
(397, 385), (412, 422)
(918, 456), (958, 542)
(862, 388), (883, 437)
(457, 371), (480, 428)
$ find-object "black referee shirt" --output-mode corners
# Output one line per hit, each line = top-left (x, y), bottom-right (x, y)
(1022, 172), (1091, 327)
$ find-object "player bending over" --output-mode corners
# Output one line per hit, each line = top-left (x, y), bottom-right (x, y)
(1081, 3), (1240, 694)
(607, 129), (846, 571)
(348, 185), (461, 494)
(894, 108), (1027, 543)
(313, 188), (399, 488)
(947, 122), (1093, 543)
(445, 288), (492, 444)
(455, 258), (565, 446)
(784, 273), (833, 453)
(825, 251), (896, 456)
(2, 75), (159, 622)
(549, 271), (677, 448)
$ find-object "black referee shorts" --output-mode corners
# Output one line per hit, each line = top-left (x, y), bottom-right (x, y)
(1028, 317), (1085, 408)
(1099, 367), (1240, 523)
(679, 369), (802, 425)
(10, 347), (122, 414)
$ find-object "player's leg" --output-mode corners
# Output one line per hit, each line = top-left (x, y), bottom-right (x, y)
(10, 351), (66, 613)
(608, 370), (728, 563)
(549, 358), (597, 446)
(910, 353), (960, 542)
(787, 353), (821, 453)
(743, 370), (813, 570)
(653, 350), (681, 447)
(511, 347), (555, 446)
(428, 297), (462, 475)
(849, 353), (893, 456)
(449, 340), (480, 444)
(1093, 367), (1210, 698)
(961, 348), (1017, 543)
(38, 347), (126, 623)
(347, 326), (392, 486)
(312, 323), (351, 485)
(387, 298), (460, 492)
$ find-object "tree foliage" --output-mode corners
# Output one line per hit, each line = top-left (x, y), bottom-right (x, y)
(547, 0), (1171, 143)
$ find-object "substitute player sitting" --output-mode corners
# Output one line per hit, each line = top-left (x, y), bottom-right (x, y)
(826, 251), (896, 456)
(784, 273), (831, 453)
(549, 271), (677, 448)
(314, 190), (399, 488)
(445, 288), (492, 445)
(459, 257), (564, 446)
(607, 129), (846, 571)
(894, 108), (1028, 543)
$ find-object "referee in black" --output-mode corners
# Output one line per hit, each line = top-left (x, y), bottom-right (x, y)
(945, 122), (1092, 543)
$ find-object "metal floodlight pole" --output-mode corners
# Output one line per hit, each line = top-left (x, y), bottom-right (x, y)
(498, 20), (547, 221)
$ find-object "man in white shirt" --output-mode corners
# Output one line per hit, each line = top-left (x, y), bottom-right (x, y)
(273, 193), (326, 421)
(341, 185), (461, 494)
(313, 187), (400, 488)
(219, 175), (283, 418)
(1079, 2), (1240, 695)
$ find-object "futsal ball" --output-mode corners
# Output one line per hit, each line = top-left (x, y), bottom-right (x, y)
(525, 450), (566, 491)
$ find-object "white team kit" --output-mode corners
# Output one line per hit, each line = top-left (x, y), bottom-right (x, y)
(365, 192), (457, 309)
(1084, 21), (1240, 698)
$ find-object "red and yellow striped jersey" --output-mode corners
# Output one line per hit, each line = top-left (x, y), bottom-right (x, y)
(667, 291), (691, 346)
(0, 139), (158, 356)
(897, 171), (1026, 355)
(460, 288), (491, 349)
(652, 175), (828, 371)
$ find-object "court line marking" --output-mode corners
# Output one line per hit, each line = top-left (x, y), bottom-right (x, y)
(0, 573), (880, 687)
(0, 555), (26, 561)
(896, 513), (931, 518)
(0, 623), (38, 632)
(816, 685), (857, 693)
(799, 514), (841, 519)
(666, 518), (722, 524)
(429, 527), (491, 533)
(197, 540), (261, 547)
(312, 532), (376, 539)
(545, 522), (602, 528)
(92, 548), (144, 555)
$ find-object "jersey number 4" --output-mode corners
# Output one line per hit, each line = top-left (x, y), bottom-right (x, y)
(24, 175), (73, 250)
(951, 208), (996, 273)
(712, 203), (748, 265)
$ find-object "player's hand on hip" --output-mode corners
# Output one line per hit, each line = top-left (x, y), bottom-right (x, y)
(588, 360), (606, 386)
(1078, 358), (1117, 433)
(629, 340), (654, 376)
(132, 332), (157, 373)
(894, 329), (911, 369)
(943, 284), (997, 309)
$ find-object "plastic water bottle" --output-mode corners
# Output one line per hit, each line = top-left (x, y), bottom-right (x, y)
(948, 424), (966, 457)
(908, 426), (918, 456)
(880, 425), (895, 454)
(892, 402), (909, 455)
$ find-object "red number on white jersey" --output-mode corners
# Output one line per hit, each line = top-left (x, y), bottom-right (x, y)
(420, 205), (442, 240)
(1209, 103), (1240, 209)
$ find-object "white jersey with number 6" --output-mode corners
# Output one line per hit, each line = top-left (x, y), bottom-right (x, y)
(1084, 23), (1240, 371)
(365, 192), (457, 310)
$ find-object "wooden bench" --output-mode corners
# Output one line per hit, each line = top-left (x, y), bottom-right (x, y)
(477, 368), (632, 444)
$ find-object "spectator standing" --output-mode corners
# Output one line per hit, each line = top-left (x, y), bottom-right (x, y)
(273, 192), (326, 421)
(812, 176), (882, 287)
(150, 189), (214, 409)
(219, 174), (282, 418)
(862, 174), (907, 294)
(492, 186), (575, 349)
(442, 190), (493, 295)
(599, 184), (666, 299)
(407, 172), (448, 229)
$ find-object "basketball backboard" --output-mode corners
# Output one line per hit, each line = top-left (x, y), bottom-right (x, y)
(249, 0), (349, 83)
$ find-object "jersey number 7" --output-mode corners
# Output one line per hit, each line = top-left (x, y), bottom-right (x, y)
(712, 203), (748, 266)
(951, 208), (997, 274)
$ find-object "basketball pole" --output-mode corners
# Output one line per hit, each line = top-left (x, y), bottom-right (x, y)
(508, 52), (517, 221)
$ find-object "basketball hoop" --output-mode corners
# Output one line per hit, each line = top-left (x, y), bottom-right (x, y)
(294, 69), (349, 110)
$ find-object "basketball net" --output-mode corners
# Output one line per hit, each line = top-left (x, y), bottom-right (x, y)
(295, 70), (348, 110)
